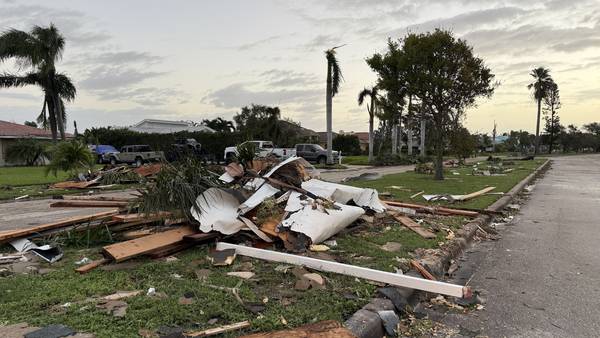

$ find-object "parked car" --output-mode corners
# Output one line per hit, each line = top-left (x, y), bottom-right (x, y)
(165, 138), (214, 163)
(295, 143), (340, 164)
(224, 140), (295, 162)
(108, 145), (165, 166)
(88, 144), (120, 164)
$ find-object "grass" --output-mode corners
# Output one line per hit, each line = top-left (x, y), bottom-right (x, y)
(341, 156), (369, 165)
(0, 166), (70, 186)
(0, 159), (548, 336)
(349, 159), (546, 210)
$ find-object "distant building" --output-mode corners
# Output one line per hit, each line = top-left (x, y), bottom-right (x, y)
(128, 119), (215, 134)
(337, 131), (370, 151)
(0, 120), (72, 166)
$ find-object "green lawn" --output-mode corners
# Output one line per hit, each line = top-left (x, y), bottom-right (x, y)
(0, 159), (547, 337)
(349, 159), (546, 210)
(341, 155), (369, 165)
(0, 166), (70, 186)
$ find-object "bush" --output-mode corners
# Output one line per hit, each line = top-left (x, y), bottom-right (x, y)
(6, 139), (50, 166)
(333, 134), (362, 156)
(45, 140), (95, 177)
(372, 154), (418, 166)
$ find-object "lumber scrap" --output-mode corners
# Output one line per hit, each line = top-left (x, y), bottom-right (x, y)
(383, 200), (479, 217)
(59, 195), (137, 202)
(185, 321), (250, 337)
(0, 210), (118, 243)
(241, 320), (354, 338)
(410, 259), (437, 281)
(49, 200), (129, 208)
(75, 258), (110, 274)
(51, 179), (99, 189)
(453, 186), (496, 201)
(102, 226), (196, 262)
(393, 215), (437, 239)
(217, 242), (471, 298)
(133, 163), (163, 177)
(111, 212), (171, 223)
(147, 233), (219, 258)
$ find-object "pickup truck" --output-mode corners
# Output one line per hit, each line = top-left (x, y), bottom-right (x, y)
(295, 143), (340, 164)
(88, 144), (120, 164)
(224, 140), (295, 162)
(108, 145), (165, 166)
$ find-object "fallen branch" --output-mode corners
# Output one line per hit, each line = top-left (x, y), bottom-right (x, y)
(185, 321), (251, 337)
(410, 260), (437, 281)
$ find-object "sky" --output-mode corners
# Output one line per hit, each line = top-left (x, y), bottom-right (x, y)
(0, 0), (599, 135)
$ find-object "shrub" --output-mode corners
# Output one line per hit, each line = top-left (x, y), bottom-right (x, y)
(333, 134), (362, 155)
(6, 139), (50, 166)
(45, 140), (95, 177)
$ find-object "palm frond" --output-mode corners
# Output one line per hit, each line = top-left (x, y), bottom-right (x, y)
(0, 29), (39, 66)
(326, 48), (343, 96)
(358, 87), (371, 105)
(0, 72), (42, 88)
(55, 72), (76, 101)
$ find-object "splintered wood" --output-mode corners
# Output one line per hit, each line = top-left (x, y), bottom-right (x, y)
(241, 320), (354, 338)
(393, 215), (436, 239)
(102, 226), (195, 262)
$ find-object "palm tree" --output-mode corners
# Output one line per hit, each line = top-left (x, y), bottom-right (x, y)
(0, 24), (73, 140)
(0, 71), (76, 139)
(527, 67), (553, 155)
(358, 86), (378, 163)
(325, 46), (343, 164)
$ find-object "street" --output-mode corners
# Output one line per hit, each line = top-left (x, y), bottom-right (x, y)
(428, 154), (600, 337)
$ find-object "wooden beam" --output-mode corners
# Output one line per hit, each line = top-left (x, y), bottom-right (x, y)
(453, 186), (496, 201)
(60, 195), (137, 202)
(383, 200), (479, 217)
(410, 259), (437, 281)
(111, 212), (171, 223)
(75, 258), (110, 274)
(186, 321), (251, 337)
(102, 226), (196, 262)
(393, 215), (437, 239)
(50, 200), (129, 208)
(0, 210), (118, 243)
(216, 242), (470, 298)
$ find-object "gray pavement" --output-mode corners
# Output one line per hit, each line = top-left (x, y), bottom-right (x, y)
(0, 190), (137, 232)
(428, 154), (600, 337)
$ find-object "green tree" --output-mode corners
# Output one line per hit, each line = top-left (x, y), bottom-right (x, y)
(45, 140), (95, 177)
(24, 121), (37, 128)
(332, 134), (361, 156)
(6, 139), (49, 166)
(233, 104), (283, 143)
(202, 117), (235, 132)
(527, 67), (553, 155)
(449, 127), (477, 163)
(358, 86), (378, 163)
(583, 122), (600, 136)
(542, 80), (560, 154)
(401, 30), (495, 180)
(0, 24), (75, 140)
(325, 47), (343, 164)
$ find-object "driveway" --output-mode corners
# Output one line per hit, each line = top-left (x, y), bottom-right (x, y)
(0, 190), (137, 232)
(426, 154), (600, 337)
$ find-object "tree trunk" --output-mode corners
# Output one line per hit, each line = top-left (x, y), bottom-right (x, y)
(368, 113), (374, 163)
(548, 107), (555, 154)
(433, 127), (444, 180)
(534, 98), (541, 155)
(46, 95), (58, 141)
(391, 122), (397, 155)
(55, 94), (66, 140)
(397, 123), (403, 154)
(420, 119), (426, 157)
(326, 63), (333, 164)
(407, 96), (413, 156)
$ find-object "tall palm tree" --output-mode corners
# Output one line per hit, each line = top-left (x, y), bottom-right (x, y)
(0, 71), (75, 139)
(0, 24), (72, 140)
(325, 46), (343, 164)
(358, 86), (378, 163)
(527, 67), (553, 155)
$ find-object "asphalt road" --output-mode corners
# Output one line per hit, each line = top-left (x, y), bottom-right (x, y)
(427, 154), (600, 337)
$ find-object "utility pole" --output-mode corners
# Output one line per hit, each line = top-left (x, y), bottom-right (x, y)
(492, 121), (497, 153)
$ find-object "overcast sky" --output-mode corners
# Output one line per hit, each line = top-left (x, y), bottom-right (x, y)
(1, 0), (599, 135)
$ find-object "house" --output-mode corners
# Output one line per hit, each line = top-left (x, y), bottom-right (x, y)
(349, 132), (369, 152)
(0, 120), (65, 166)
(128, 119), (215, 134)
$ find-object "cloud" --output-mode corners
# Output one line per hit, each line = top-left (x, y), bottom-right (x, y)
(203, 83), (320, 108)
(552, 38), (600, 52)
(237, 35), (284, 50)
(68, 51), (164, 68)
(78, 67), (164, 90)
(259, 69), (319, 87)
(300, 34), (341, 51)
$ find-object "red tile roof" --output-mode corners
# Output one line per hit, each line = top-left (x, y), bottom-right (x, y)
(0, 120), (66, 138)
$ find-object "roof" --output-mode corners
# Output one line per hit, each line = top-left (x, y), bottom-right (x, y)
(129, 119), (215, 134)
(0, 120), (60, 139)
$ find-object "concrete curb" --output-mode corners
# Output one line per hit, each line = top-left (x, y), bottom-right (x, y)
(344, 159), (552, 338)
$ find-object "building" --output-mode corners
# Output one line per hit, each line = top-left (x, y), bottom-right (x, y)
(0, 120), (61, 166)
(128, 119), (215, 134)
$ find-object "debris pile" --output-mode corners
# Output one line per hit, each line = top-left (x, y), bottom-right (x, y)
(49, 163), (163, 190)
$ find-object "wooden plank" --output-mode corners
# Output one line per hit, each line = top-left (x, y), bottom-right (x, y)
(75, 258), (110, 274)
(410, 259), (437, 281)
(217, 242), (470, 298)
(182, 232), (220, 243)
(0, 210), (118, 243)
(50, 200), (129, 208)
(112, 212), (171, 223)
(186, 321), (250, 337)
(51, 180), (99, 189)
(60, 195), (137, 202)
(383, 201), (479, 217)
(102, 226), (196, 262)
(393, 215), (437, 239)
(453, 186), (496, 201)
(241, 320), (354, 338)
